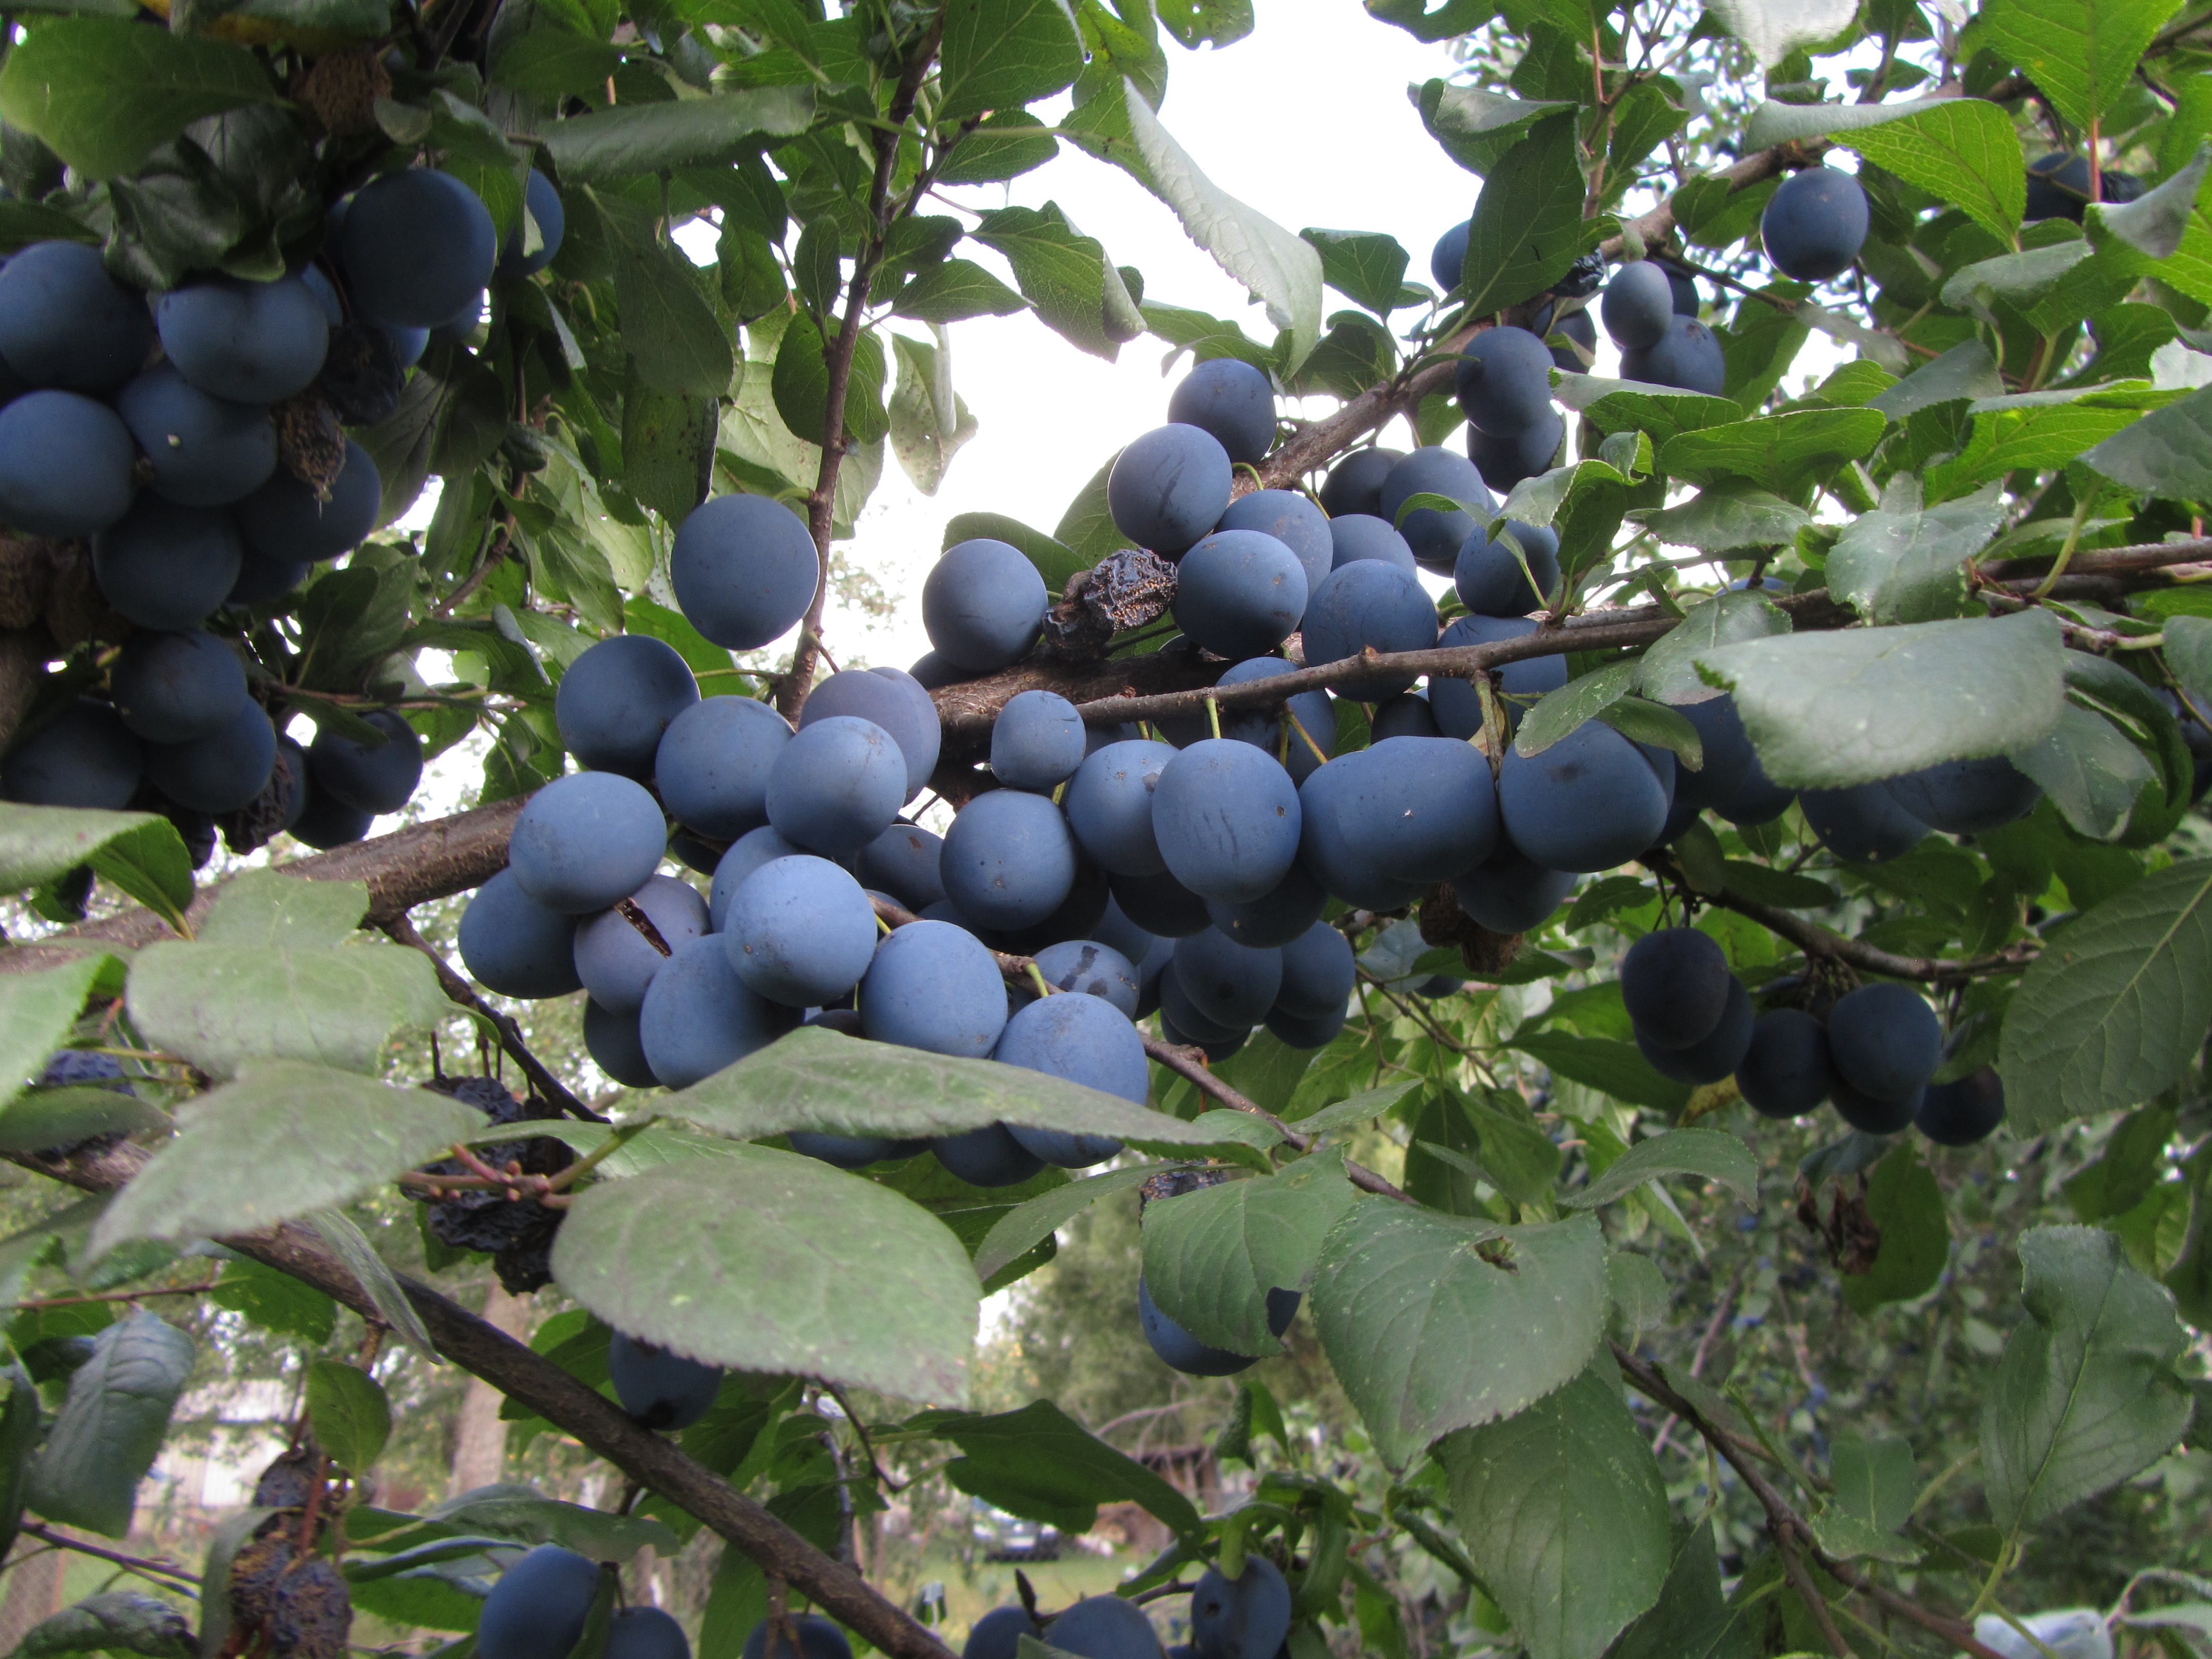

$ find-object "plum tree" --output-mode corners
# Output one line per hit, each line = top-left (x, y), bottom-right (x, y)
(1031, 939), (1141, 1015)
(725, 855), (879, 1005)
(1800, 783), (1929, 864)
(765, 716), (906, 854)
(1826, 983), (1943, 1102)
(921, 538), (1051, 672)
(1316, 446), (1401, 518)
(656, 696), (793, 840)
(858, 919), (1007, 1056)
(0, 241), (155, 392)
(336, 169), (499, 328)
(1298, 561), (1438, 696)
(556, 635), (701, 779)
(477, 1545), (601, 1659)
(1190, 1556), (1291, 1659)
(574, 874), (711, 1013)
(991, 689), (1088, 791)
(1152, 739), (1302, 903)
(1454, 325), (1555, 435)
(1600, 260), (1674, 349)
(1, 699), (142, 810)
(1884, 756), (2042, 834)
(154, 275), (330, 404)
(932, 1121), (1046, 1186)
(1497, 720), (1671, 873)
(1620, 928), (1733, 1049)
(0, 390), (139, 537)
(1378, 446), (1492, 571)
(638, 934), (797, 1088)
(1107, 423), (1233, 555)
(143, 700), (276, 814)
(232, 439), (382, 563)
(1327, 513), (1417, 573)
(854, 821), (945, 909)
(671, 494), (821, 650)
(1065, 739), (1179, 875)
(110, 630), (248, 745)
(1171, 530), (1308, 659)
(459, 869), (585, 999)
(801, 668), (942, 799)
(507, 771), (670, 914)
(116, 365), (278, 507)
(1759, 166), (1869, 283)
(941, 787), (1079, 929)
(1453, 518), (1560, 615)
(1165, 357), (1275, 463)
(607, 1331), (723, 1430)
(1218, 490), (1332, 593)
(309, 709), (424, 815)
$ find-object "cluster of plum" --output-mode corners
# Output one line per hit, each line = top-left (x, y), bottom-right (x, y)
(1625, 928), (2003, 1147)
(0, 162), (562, 855)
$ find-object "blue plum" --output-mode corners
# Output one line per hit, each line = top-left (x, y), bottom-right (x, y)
(1050, 1596), (1166, 1659)
(1496, 719), (1670, 873)
(1466, 406), (1563, 493)
(1622, 315), (1726, 396)
(941, 787), (1079, 929)
(1220, 490), (1331, 594)
(1546, 306), (1597, 370)
(155, 275), (329, 403)
(1266, 1005), (1346, 1049)
(1369, 691), (1439, 741)
(1173, 529), (1309, 658)
(111, 630), (247, 744)
(1171, 929), (1282, 1027)
(1107, 866), (1211, 938)
(574, 873), (710, 1014)
(288, 789), (374, 849)
(1327, 513), (1417, 574)
(309, 708), (423, 814)
(1428, 615), (1570, 739)
(1271, 920), (1354, 1021)
(608, 1609), (689, 1659)
(1206, 859), (1326, 949)
(1454, 518), (1560, 616)
(607, 1329), (722, 1430)
(1429, 221), (1469, 292)
(1137, 1279), (1296, 1380)
(726, 854), (879, 1005)
(1190, 1557), (1291, 1659)
(1297, 561), (1437, 697)
(144, 699), (275, 813)
(233, 438), (381, 563)
(1883, 756), (2041, 835)
(765, 715), (905, 855)
(672, 493), (819, 650)
(338, 169), (498, 329)
(1317, 448), (1403, 520)
(1826, 983), (1942, 1101)
(1833, 1079), (1920, 1136)
(743, 1615), (852, 1659)
(1760, 166), (1869, 283)
(710, 825), (809, 931)
(1153, 739), (1302, 904)
(477, 1545), (601, 1659)
(966, 1607), (1040, 1659)
(802, 667), (941, 799)
(638, 933), (798, 1087)
(933, 1122), (1046, 1187)
(584, 997), (660, 1087)
(499, 169), (567, 279)
(991, 689), (1087, 790)
(118, 365), (276, 507)
(1031, 939), (1140, 1017)
(1299, 736), (1498, 900)
(998, 994), (1146, 1161)
(1664, 695), (1756, 814)
(1620, 927), (1731, 1049)
(1167, 357), (1275, 464)
(656, 695), (792, 840)
(854, 821), (945, 910)
(92, 497), (244, 631)
(508, 771), (669, 914)
(1065, 739), (1179, 875)
(1379, 446), (1493, 573)
(1, 698), (142, 809)
(1735, 1009), (1835, 1119)
(1108, 424), (1233, 556)
(0, 242), (153, 393)
(1917, 1067), (2005, 1146)
(1801, 783), (1928, 864)
(556, 635), (699, 779)
(1452, 845), (1574, 933)
(1600, 261), (1673, 350)
(1635, 974), (1753, 1086)
(923, 538), (1050, 672)
(860, 919), (1008, 1056)
(1455, 326), (1554, 435)
(0, 390), (138, 536)
(459, 868), (584, 999)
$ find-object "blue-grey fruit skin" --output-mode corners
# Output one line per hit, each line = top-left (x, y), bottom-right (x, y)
(1917, 1067), (2004, 1145)
(1429, 616), (1568, 740)
(1454, 519), (1559, 616)
(1317, 448), (1401, 519)
(310, 708), (423, 814)
(477, 1545), (602, 1659)
(672, 493), (819, 651)
(1168, 357), (1275, 464)
(1156, 660), (1329, 773)
(1833, 1078), (1919, 1136)
(1173, 929), (1283, 1028)
(1737, 1010), (1836, 1119)
(575, 873), (709, 1014)
(1327, 514), (1416, 573)
(144, 699), (275, 813)
(1272, 921), (1353, 1021)
(1370, 690), (1439, 743)
(234, 438), (381, 562)
(1108, 866), (1210, 939)
(997, 997), (1144, 1162)
(499, 169), (567, 279)
(1298, 563), (1437, 698)
(1801, 783), (1928, 865)
(765, 715), (905, 856)
(861, 919), (1008, 1057)
(966, 1606), (1041, 1659)
(1066, 739), (1180, 876)
(607, 1330), (722, 1430)
(0, 391), (138, 537)
(557, 634), (700, 780)
(942, 788), (1078, 930)
(657, 695), (792, 841)
(1622, 314), (1727, 395)
(743, 1613), (853, 1659)
(2, 699), (142, 810)
(1453, 845), (1573, 933)
(585, 997), (660, 1087)
(1108, 424), (1233, 556)
(1467, 406), (1563, 493)
(1159, 969), (1248, 1048)
(338, 169), (498, 329)
(1497, 720), (1670, 874)
(1051, 1594), (1169, 1659)
(1601, 261), (1675, 351)
(112, 630), (248, 744)
(726, 854), (878, 1006)
(1546, 307), (1597, 371)
(1304, 736), (1499, 891)
(156, 275), (329, 404)
(1173, 530), (1309, 660)
(1621, 927), (1732, 1050)
(855, 822), (944, 910)
(1207, 860), (1326, 950)
(923, 538), (1051, 672)
(934, 1121), (1047, 1187)
(0, 242), (154, 393)
(991, 689), (1088, 791)
(1137, 1279), (1298, 1380)
(805, 668), (941, 799)
(1220, 490), (1330, 594)
(1032, 939), (1140, 1017)
(788, 1129), (924, 1168)
(508, 771), (669, 915)
(1883, 755), (2041, 835)
(1429, 221), (1469, 293)
(1826, 982), (1942, 1101)
(461, 869), (584, 999)
(710, 825), (810, 931)
(606, 1608), (689, 1659)
(92, 498), (244, 632)
(1760, 166), (1869, 283)
(1454, 326), (1555, 436)
(1153, 740), (1302, 905)
(288, 790), (373, 850)
(1379, 447), (1493, 573)
(639, 934), (797, 1088)
(1266, 1004), (1345, 1049)
(1190, 1556), (1292, 1659)
(1668, 696), (1756, 812)
(118, 365), (277, 507)
(1637, 974), (1752, 1085)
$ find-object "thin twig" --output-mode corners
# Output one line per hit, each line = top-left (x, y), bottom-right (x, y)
(21, 1523), (200, 1589)
(8, 1279), (219, 1312)
(1650, 1264), (1744, 1457)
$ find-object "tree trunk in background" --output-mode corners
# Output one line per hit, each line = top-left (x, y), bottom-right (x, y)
(449, 1284), (533, 1495)
(0, 1543), (67, 1652)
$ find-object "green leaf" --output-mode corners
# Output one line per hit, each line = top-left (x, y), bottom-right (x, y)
(18, 1593), (193, 1659)
(0, 1087), (166, 1156)
(2171, 616), (2212, 711)
(550, 1152), (979, 1402)
(909, 1398), (1203, 1540)
(0, 957), (109, 1116)
(0, 17), (275, 179)
(1120, 85), (1324, 374)
(1980, 0), (2180, 135)
(1300, 228), (1412, 314)
(1143, 1150), (1359, 1354)
(1552, 375), (1744, 444)
(205, 1257), (337, 1345)
(943, 511), (1086, 594)
(1981, 1224), (2192, 1533)
(1720, 862), (1838, 909)
(1870, 338), (2005, 420)
(1605, 1521), (1750, 1659)
(1742, 95), (2024, 244)
(89, 1062), (481, 1258)
(1597, 697), (1704, 767)
(614, 230), (735, 400)
(541, 86), (814, 181)
(1830, 1432), (1917, 1535)
(935, 111), (1060, 185)
(307, 1359), (391, 1474)
(1311, 1205), (1608, 1467)
(1825, 484), (2003, 625)
(623, 370), (716, 524)
(1840, 1143), (1949, 1311)
(887, 331), (979, 498)
(1636, 590), (1791, 704)
(2011, 701), (2157, 840)
(1562, 1127), (1757, 1211)
(892, 259), (1028, 324)
(2082, 382), (2212, 498)
(490, 30), (625, 102)
(1997, 859), (2212, 1135)
(1459, 111), (1607, 320)
(1434, 1361), (1671, 1659)
(124, 934), (448, 1080)
(971, 203), (1139, 361)
(1656, 408), (1886, 497)
(663, 1025), (1221, 1145)
(0, 805), (185, 913)
(1632, 481), (1809, 552)
(1288, 1079), (1423, 1137)
(1503, 1032), (1691, 1114)
(26, 1312), (194, 1537)
(1053, 453), (1136, 563)
(1693, 608), (2067, 789)
(195, 869), (368, 949)
(1463, 1095), (1563, 1205)
(971, 1164), (1162, 1285)
(938, 0), (1083, 120)
(1608, 1250), (1670, 1332)
(1513, 661), (1638, 758)
(429, 1485), (680, 1561)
